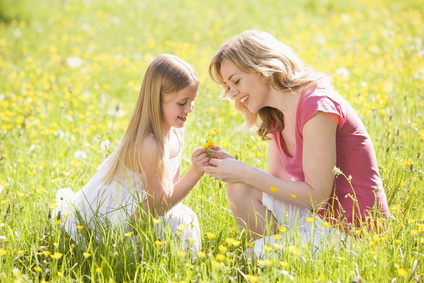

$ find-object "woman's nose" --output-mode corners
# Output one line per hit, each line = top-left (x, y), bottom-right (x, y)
(230, 86), (239, 98)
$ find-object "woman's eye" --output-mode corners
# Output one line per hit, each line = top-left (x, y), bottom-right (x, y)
(234, 79), (240, 85)
(178, 102), (187, 106)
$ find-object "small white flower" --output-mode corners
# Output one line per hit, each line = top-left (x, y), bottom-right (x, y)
(335, 67), (350, 79)
(67, 57), (82, 68)
(74, 150), (87, 160)
(0, 235), (6, 244)
(12, 267), (21, 276)
(100, 139), (111, 150)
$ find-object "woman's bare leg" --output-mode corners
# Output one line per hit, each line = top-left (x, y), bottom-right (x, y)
(226, 182), (278, 241)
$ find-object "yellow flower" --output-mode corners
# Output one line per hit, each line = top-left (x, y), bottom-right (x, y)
(306, 217), (313, 223)
(245, 274), (259, 282)
(43, 251), (52, 256)
(197, 251), (205, 257)
(410, 230), (418, 236)
(257, 259), (273, 266)
(273, 243), (283, 250)
(57, 272), (63, 277)
(188, 237), (196, 243)
(318, 275), (326, 281)
(62, 213), (69, 218)
(270, 186), (278, 192)
(372, 236), (381, 242)
(408, 219), (416, 224)
(218, 245), (228, 253)
(397, 268), (407, 277)
(216, 254), (226, 261)
(176, 231), (182, 236)
(420, 238), (424, 244)
(76, 225), (84, 231)
(289, 246), (301, 255)
(280, 261), (288, 268)
(225, 237), (240, 246)
(279, 226), (287, 233)
(274, 234), (282, 240)
(152, 218), (161, 224)
(290, 194), (297, 199)
(247, 242), (254, 248)
(0, 249), (7, 255)
(177, 251), (187, 257)
(206, 232), (216, 239)
(83, 252), (91, 258)
(125, 231), (133, 237)
(51, 252), (63, 259)
(177, 224), (187, 231)
(394, 239), (402, 244)
(418, 224), (424, 232)
(96, 267), (102, 273)
(18, 250), (24, 255)
(34, 266), (41, 272)
(323, 222), (331, 227)
(155, 241), (165, 246)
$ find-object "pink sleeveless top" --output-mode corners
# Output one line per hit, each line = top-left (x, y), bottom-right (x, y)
(272, 86), (389, 232)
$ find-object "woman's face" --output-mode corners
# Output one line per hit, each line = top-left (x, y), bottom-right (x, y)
(161, 82), (199, 132)
(220, 59), (271, 114)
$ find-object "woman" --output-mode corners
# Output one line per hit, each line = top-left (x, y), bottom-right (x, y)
(201, 30), (389, 254)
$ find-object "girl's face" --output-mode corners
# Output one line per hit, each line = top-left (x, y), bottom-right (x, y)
(220, 59), (271, 114)
(161, 82), (199, 132)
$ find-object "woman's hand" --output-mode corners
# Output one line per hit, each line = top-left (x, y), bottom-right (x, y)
(200, 157), (250, 183)
(209, 146), (235, 160)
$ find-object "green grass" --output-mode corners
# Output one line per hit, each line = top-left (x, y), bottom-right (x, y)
(0, 0), (423, 281)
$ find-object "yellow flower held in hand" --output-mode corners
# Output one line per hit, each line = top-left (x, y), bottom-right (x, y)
(270, 186), (278, 192)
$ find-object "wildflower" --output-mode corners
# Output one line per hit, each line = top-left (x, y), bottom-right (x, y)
(336, 256), (345, 261)
(397, 268), (407, 277)
(411, 230), (418, 235)
(323, 222), (331, 227)
(57, 272), (63, 277)
(177, 224), (187, 231)
(279, 226), (287, 233)
(408, 219), (416, 224)
(270, 186), (278, 192)
(274, 234), (282, 240)
(0, 249), (6, 255)
(189, 237), (196, 243)
(245, 274), (259, 282)
(34, 266), (41, 272)
(301, 246), (308, 250)
(418, 224), (424, 232)
(372, 236), (381, 242)
(74, 150), (87, 160)
(49, 203), (58, 210)
(332, 166), (342, 176)
(280, 261), (288, 268)
(155, 241), (165, 246)
(264, 245), (272, 252)
(247, 242), (254, 248)
(96, 267), (102, 273)
(369, 241), (376, 247)
(176, 231), (181, 236)
(218, 245), (228, 253)
(43, 251), (51, 256)
(51, 252), (63, 259)
(206, 232), (216, 239)
(125, 232), (133, 237)
(212, 260), (225, 268)
(152, 218), (161, 224)
(18, 250), (24, 255)
(186, 263), (194, 268)
(289, 246), (301, 255)
(257, 259), (273, 266)
(0, 236), (5, 244)
(291, 194), (297, 199)
(62, 213), (69, 218)
(76, 225), (84, 231)
(420, 238), (424, 244)
(216, 254), (226, 261)
(394, 239), (402, 244)
(83, 252), (91, 258)
(177, 251), (187, 257)
(318, 275), (326, 281)
(197, 251), (205, 257)
(306, 218), (313, 223)
(273, 243), (283, 250)
(12, 268), (21, 276)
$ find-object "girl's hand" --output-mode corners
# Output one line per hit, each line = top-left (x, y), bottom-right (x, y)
(190, 147), (211, 176)
(200, 158), (249, 183)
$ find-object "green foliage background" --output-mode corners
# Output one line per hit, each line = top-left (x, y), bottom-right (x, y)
(0, 0), (423, 282)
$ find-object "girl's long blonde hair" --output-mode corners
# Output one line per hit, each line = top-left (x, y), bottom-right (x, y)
(209, 30), (331, 141)
(101, 54), (198, 191)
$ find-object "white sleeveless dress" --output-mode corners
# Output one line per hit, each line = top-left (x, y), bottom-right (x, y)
(55, 140), (201, 251)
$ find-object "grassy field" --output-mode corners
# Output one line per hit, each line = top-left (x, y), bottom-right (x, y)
(1, 0), (423, 281)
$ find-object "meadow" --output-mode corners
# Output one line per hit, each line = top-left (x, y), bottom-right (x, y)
(0, 0), (423, 281)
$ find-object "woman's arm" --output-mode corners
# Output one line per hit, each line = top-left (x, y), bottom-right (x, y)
(201, 112), (338, 210)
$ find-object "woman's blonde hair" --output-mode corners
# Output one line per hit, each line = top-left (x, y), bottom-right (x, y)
(101, 54), (198, 191)
(209, 30), (330, 141)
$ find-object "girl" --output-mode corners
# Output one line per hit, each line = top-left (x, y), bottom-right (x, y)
(202, 30), (389, 256)
(56, 54), (209, 251)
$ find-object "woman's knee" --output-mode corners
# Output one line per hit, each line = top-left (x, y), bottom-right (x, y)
(226, 183), (262, 206)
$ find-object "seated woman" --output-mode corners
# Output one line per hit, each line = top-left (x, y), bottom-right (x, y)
(201, 30), (389, 256)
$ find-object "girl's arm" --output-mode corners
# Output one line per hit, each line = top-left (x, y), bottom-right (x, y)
(201, 111), (338, 210)
(137, 135), (209, 217)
